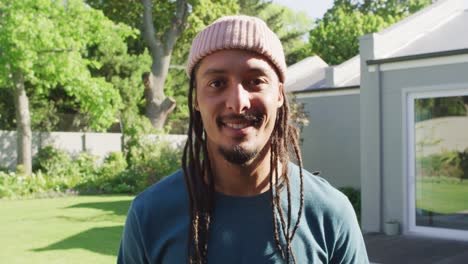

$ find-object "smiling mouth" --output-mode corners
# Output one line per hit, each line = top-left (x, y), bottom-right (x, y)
(224, 122), (250, 129)
(217, 112), (264, 130)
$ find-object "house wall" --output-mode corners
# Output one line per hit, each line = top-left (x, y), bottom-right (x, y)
(361, 59), (468, 234)
(379, 61), (468, 233)
(296, 90), (361, 189)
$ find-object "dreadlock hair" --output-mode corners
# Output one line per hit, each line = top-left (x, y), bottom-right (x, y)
(182, 68), (305, 264)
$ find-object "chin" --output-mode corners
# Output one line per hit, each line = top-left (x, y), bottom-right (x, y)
(218, 144), (259, 165)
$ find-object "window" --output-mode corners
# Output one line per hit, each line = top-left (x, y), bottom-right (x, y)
(407, 89), (468, 238)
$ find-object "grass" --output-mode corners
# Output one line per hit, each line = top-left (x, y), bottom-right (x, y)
(0, 195), (133, 264)
(416, 177), (468, 214)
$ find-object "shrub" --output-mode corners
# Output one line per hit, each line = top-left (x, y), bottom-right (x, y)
(458, 150), (468, 181)
(339, 187), (361, 223)
(126, 139), (182, 193)
(0, 171), (77, 199)
(32, 145), (74, 177)
(73, 152), (98, 184)
(2, 140), (182, 198)
(77, 151), (129, 194)
(416, 151), (463, 179)
(0, 166), (10, 173)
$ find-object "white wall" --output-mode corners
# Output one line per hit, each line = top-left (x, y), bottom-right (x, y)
(296, 89), (361, 189)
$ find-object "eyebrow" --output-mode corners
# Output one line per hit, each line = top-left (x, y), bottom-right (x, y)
(201, 69), (227, 78)
(246, 67), (272, 76)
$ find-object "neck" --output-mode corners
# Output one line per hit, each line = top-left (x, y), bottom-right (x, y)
(207, 143), (275, 197)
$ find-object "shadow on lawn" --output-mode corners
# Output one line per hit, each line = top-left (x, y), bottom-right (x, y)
(67, 199), (132, 216)
(33, 225), (123, 256)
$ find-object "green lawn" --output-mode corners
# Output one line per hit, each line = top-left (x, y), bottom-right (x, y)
(416, 178), (468, 214)
(0, 195), (134, 264)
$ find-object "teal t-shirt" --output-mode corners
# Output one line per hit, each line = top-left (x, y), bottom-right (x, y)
(117, 163), (369, 263)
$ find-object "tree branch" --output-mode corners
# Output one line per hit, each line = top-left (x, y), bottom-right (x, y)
(141, 0), (160, 57)
(37, 48), (74, 54)
(164, 0), (189, 52)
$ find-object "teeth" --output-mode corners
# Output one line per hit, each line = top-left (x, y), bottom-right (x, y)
(225, 122), (249, 129)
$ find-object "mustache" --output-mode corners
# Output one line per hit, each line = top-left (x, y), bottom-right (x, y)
(216, 112), (264, 124)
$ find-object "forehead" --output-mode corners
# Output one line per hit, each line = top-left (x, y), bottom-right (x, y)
(195, 49), (279, 80)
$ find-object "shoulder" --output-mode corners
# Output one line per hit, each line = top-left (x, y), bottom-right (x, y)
(289, 163), (352, 217)
(289, 163), (369, 263)
(288, 162), (359, 233)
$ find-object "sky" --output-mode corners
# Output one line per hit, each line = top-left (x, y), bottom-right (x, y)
(273, 0), (334, 20)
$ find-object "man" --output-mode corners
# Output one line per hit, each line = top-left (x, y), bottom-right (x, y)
(118, 15), (368, 264)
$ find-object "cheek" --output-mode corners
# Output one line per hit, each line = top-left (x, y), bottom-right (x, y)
(196, 100), (218, 128)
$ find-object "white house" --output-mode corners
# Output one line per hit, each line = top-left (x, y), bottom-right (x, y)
(286, 0), (468, 240)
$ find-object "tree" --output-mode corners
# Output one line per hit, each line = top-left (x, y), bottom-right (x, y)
(238, 0), (313, 65)
(415, 96), (467, 122)
(87, 0), (239, 130)
(309, 0), (432, 65)
(0, 0), (134, 175)
(309, 7), (394, 65)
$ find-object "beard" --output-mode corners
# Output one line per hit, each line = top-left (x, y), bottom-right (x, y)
(215, 110), (265, 164)
(218, 145), (259, 165)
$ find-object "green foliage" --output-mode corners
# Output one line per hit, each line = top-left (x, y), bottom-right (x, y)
(261, 4), (313, 65)
(0, 89), (15, 130)
(77, 152), (130, 194)
(32, 146), (99, 191)
(309, 0), (431, 65)
(359, 0), (432, 17)
(0, 169), (79, 198)
(2, 142), (182, 198)
(238, 0), (313, 65)
(310, 7), (393, 65)
(416, 151), (464, 180)
(32, 146), (74, 177)
(126, 139), (182, 192)
(339, 187), (361, 223)
(86, 0), (239, 133)
(0, 172), (42, 198)
(459, 150), (468, 181)
(0, 0), (136, 131)
(165, 0), (239, 133)
(415, 96), (467, 122)
(288, 95), (309, 130)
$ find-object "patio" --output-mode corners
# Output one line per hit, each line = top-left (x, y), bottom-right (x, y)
(364, 233), (468, 264)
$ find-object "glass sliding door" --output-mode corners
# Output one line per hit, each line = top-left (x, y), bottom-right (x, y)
(408, 90), (468, 237)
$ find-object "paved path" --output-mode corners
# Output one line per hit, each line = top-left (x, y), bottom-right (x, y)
(364, 233), (468, 264)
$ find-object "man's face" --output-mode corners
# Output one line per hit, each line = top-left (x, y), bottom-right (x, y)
(194, 49), (284, 165)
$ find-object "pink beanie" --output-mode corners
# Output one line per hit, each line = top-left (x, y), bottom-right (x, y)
(186, 15), (286, 82)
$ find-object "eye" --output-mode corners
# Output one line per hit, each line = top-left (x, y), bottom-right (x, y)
(208, 79), (226, 89)
(250, 79), (262, 85)
(247, 78), (266, 88)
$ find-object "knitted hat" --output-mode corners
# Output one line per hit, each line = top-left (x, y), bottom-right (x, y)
(186, 15), (286, 82)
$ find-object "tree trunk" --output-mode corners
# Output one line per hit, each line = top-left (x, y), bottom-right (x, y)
(143, 65), (176, 129)
(13, 71), (32, 176)
(141, 0), (188, 130)
(462, 96), (468, 116)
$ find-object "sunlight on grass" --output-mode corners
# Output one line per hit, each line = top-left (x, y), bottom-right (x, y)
(416, 178), (468, 214)
(0, 195), (133, 264)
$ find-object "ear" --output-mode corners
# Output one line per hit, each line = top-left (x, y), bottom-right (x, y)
(277, 82), (284, 108)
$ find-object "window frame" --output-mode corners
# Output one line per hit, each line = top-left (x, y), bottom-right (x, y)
(405, 86), (468, 241)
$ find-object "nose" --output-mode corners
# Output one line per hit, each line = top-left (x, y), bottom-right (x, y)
(225, 82), (251, 113)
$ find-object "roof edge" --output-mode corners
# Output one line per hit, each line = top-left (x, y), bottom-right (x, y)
(290, 85), (360, 94)
(367, 48), (468, 65)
